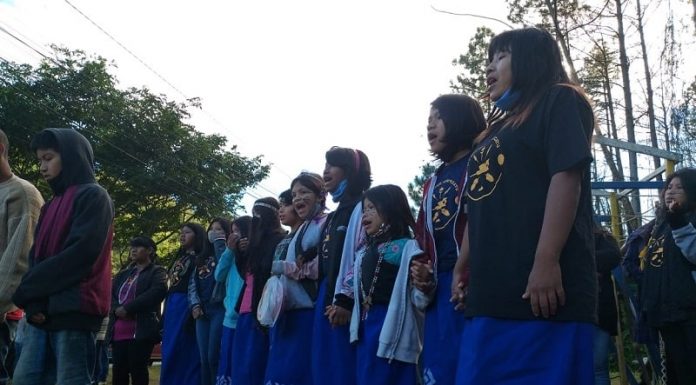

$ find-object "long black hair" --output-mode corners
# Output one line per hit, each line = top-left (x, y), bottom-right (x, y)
(179, 222), (208, 262)
(236, 197), (287, 322)
(236, 197), (286, 275)
(430, 94), (486, 163)
(362, 184), (415, 240)
(325, 146), (372, 199)
(486, 27), (591, 130)
(197, 217), (231, 266)
(232, 215), (252, 239)
(664, 168), (696, 212)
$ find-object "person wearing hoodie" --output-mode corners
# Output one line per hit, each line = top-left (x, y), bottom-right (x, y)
(12, 128), (114, 385)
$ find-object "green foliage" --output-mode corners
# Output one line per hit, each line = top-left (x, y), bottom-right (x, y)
(407, 161), (439, 214)
(450, 26), (495, 110)
(0, 48), (269, 262)
(671, 77), (696, 167)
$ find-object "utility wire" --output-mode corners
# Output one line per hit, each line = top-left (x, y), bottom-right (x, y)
(0, 25), (270, 200)
(61, 0), (294, 186)
(0, 55), (263, 204)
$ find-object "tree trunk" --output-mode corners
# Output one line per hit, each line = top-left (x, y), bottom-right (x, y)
(543, 0), (581, 83)
(635, 0), (662, 179)
(615, 0), (642, 221)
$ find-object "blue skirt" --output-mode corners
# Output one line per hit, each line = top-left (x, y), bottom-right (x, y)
(264, 308), (314, 385)
(215, 326), (235, 385)
(311, 280), (356, 385)
(160, 292), (201, 385)
(356, 305), (418, 385)
(421, 271), (465, 385)
(231, 313), (269, 385)
(455, 317), (594, 385)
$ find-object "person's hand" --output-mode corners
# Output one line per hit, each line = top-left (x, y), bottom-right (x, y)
(450, 273), (467, 311)
(192, 306), (204, 320)
(410, 260), (435, 293)
(227, 233), (240, 251)
(296, 254), (305, 268)
(30, 312), (46, 324)
(522, 260), (565, 318)
(325, 305), (351, 327)
(666, 201), (690, 229)
(238, 238), (249, 252)
(115, 306), (128, 319)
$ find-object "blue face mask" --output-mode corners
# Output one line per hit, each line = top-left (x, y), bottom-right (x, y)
(494, 88), (521, 112)
(331, 179), (348, 203)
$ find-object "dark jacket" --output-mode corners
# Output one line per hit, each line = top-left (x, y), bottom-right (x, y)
(108, 263), (168, 342)
(13, 128), (114, 332)
(319, 196), (360, 310)
(641, 215), (696, 327)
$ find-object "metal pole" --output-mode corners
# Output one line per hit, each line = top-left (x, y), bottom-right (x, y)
(610, 192), (621, 240)
(665, 159), (675, 176)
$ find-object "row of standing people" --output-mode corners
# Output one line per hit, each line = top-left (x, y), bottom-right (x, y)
(157, 26), (602, 385)
(1, 25), (694, 385)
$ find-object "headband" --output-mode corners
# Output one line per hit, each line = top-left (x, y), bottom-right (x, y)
(254, 202), (278, 212)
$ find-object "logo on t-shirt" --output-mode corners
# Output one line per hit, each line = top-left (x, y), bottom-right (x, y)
(647, 235), (665, 268)
(467, 136), (505, 201)
(169, 256), (191, 287)
(432, 178), (459, 231)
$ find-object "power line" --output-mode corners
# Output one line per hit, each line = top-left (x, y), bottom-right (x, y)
(0, 27), (268, 201)
(0, 55), (263, 204)
(63, 0), (190, 100)
(60, 0), (294, 187)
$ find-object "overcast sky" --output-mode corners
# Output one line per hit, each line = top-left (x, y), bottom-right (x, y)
(0, 0), (513, 212)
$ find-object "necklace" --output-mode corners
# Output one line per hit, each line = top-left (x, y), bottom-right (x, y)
(118, 269), (140, 304)
(360, 239), (392, 321)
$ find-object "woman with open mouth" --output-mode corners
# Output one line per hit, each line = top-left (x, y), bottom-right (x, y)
(312, 146), (372, 385)
(265, 172), (328, 385)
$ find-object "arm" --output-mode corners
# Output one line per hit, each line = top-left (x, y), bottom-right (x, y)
(523, 169), (581, 318)
(187, 270), (201, 309)
(12, 186), (113, 306)
(123, 266), (168, 315)
(214, 248), (236, 283)
(672, 223), (696, 265)
(0, 193), (42, 313)
(450, 222), (469, 310)
(274, 257), (318, 280)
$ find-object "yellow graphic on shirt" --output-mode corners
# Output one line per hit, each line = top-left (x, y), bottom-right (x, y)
(646, 235), (665, 268)
(432, 179), (459, 231)
(467, 136), (505, 201)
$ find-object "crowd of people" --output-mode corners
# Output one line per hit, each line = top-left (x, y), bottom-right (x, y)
(0, 26), (695, 385)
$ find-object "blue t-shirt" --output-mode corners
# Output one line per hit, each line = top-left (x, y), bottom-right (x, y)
(432, 154), (468, 272)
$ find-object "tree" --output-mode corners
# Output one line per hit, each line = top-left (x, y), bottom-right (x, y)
(450, 26), (496, 109)
(407, 162), (438, 215)
(0, 48), (269, 266)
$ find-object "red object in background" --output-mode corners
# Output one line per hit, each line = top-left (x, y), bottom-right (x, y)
(150, 343), (162, 362)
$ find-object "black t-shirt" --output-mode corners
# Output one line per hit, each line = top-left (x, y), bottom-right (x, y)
(640, 215), (696, 327)
(465, 85), (597, 323)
